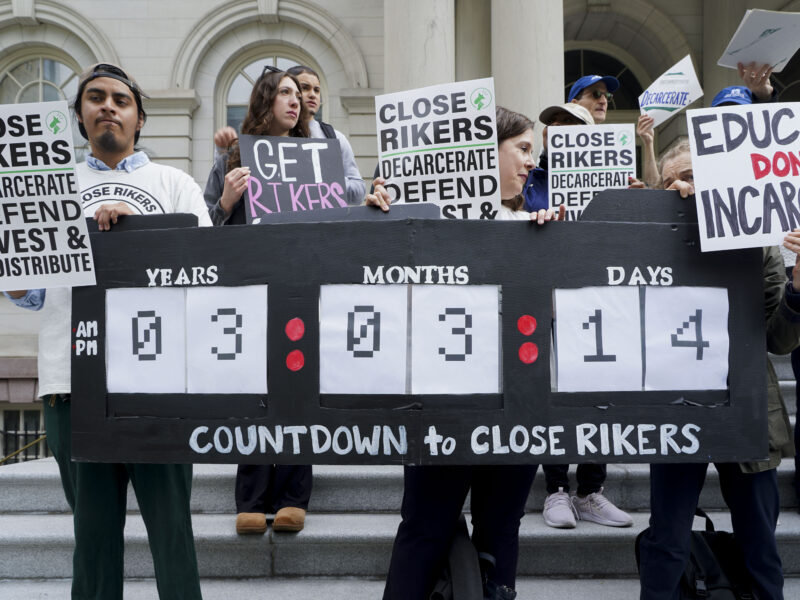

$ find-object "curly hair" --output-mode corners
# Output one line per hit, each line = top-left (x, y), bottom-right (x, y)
(227, 70), (310, 171)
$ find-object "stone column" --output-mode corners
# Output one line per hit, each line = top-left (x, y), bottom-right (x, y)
(491, 0), (563, 122)
(455, 0), (491, 81)
(383, 0), (455, 93)
(702, 0), (748, 106)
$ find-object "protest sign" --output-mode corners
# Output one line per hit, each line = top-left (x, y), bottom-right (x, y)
(0, 100), (94, 289)
(72, 196), (768, 466)
(547, 123), (636, 220)
(639, 55), (703, 127)
(239, 134), (347, 224)
(718, 9), (800, 72)
(375, 78), (500, 219)
(687, 102), (800, 252)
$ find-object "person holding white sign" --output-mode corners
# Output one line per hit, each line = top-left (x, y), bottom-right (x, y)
(638, 140), (800, 600)
(373, 106), (560, 600)
(3, 63), (209, 600)
(204, 67), (315, 535)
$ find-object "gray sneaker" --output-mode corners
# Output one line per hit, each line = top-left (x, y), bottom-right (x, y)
(571, 487), (633, 527)
(542, 487), (578, 528)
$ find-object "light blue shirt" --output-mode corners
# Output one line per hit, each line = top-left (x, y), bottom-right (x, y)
(86, 150), (150, 173)
(4, 288), (45, 311)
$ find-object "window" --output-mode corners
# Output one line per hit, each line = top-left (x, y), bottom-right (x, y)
(564, 49), (643, 110)
(0, 57), (84, 158)
(1, 409), (48, 464)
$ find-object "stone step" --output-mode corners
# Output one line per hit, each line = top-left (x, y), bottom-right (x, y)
(2, 510), (800, 579)
(2, 458), (798, 515)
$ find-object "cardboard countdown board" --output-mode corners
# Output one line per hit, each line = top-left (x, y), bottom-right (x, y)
(71, 196), (767, 465)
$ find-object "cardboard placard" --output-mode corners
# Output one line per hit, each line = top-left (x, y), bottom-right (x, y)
(239, 134), (347, 223)
(547, 123), (636, 220)
(639, 55), (703, 127)
(687, 102), (800, 252)
(375, 78), (501, 219)
(718, 9), (800, 73)
(0, 100), (94, 289)
(71, 198), (768, 466)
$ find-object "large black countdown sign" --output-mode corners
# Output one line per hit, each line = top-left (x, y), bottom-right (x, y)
(71, 192), (768, 464)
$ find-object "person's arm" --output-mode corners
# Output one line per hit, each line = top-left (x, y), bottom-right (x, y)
(738, 61), (776, 103)
(204, 153), (247, 226)
(765, 239), (800, 355)
(335, 131), (366, 205)
(2, 289), (45, 311)
(637, 114), (660, 188)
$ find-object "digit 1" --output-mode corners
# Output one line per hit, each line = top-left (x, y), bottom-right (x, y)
(670, 309), (710, 360)
(583, 309), (616, 363)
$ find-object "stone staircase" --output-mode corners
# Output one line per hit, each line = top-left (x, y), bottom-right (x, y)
(2, 355), (800, 599)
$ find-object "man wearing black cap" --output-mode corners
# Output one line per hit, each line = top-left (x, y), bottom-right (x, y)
(3, 63), (209, 599)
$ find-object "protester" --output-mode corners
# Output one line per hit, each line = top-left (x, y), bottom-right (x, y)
(369, 106), (561, 600)
(3, 62), (209, 600)
(568, 74), (617, 125)
(637, 137), (800, 600)
(204, 67), (313, 535)
(212, 65), (365, 206)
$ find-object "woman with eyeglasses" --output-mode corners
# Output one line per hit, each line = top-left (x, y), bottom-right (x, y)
(204, 68), (313, 536)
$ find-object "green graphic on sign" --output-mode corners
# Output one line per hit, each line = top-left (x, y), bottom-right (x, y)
(470, 87), (492, 111)
(46, 111), (67, 135)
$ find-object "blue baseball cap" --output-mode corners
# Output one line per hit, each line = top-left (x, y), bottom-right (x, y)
(711, 86), (753, 107)
(567, 75), (620, 102)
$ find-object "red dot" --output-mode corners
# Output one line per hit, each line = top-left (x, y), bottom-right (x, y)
(285, 318), (305, 341)
(518, 342), (538, 364)
(517, 315), (537, 336)
(286, 349), (305, 371)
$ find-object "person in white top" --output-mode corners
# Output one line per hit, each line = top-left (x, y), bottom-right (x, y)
(4, 62), (208, 600)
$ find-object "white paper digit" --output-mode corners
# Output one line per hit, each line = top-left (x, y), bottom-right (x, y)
(186, 285), (268, 394)
(554, 287), (642, 392)
(411, 285), (500, 394)
(644, 287), (729, 390)
(106, 287), (186, 393)
(319, 284), (408, 394)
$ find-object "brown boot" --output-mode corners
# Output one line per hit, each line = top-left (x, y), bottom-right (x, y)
(236, 512), (267, 535)
(272, 507), (306, 532)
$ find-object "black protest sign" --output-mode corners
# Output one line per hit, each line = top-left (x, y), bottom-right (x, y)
(239, 133), (346, 223)
(72, 194), (767, 465)
(0, 100), (94, 288)
(375, 78), (500, 219)
(548, 123), (636, 220)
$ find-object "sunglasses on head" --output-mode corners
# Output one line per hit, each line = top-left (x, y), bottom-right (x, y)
(586, 89), (613, 101)
(261, 65), (284, 77)
(84, 63), (149, 99)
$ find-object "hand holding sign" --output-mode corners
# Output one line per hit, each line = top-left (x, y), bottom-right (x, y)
(737, 61), (774, 102)
(221, 166), (250, 214)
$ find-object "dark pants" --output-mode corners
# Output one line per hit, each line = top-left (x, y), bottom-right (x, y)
(543, 463), (606, 495)
(44, 396), (202, 600)
(235, 464), (313, 513)
(791, 345), (800, 501)
(638, 462), (782, 600)
(383, 464), (537, 600)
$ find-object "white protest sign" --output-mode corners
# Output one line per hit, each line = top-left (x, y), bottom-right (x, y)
(718, 9), (800, 73)
(639, 55), (703, 127)
(0, 100), (94, 289)
(375, 78), (500, 219)
(687, 102), (800, 252)
(547, 123), (636, 220)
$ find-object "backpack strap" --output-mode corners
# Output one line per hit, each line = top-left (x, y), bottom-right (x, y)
(319, 120), (336, 139)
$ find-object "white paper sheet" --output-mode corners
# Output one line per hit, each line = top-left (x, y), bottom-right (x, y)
(410, 285), (500, 394)
(106, 287), (186, 393)
(644, 287), (729, 391)
(638, 55), (703, 127)
(554, 287), (642, 392)
(319, 284), (408, 394)
(186, 285), (268, 394)
(718, 9), (800, 73)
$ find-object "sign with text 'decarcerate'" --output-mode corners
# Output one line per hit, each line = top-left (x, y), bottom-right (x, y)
(375, 78), (500, 220)
(240, 134), (347, 224)
(0, 100), (94, 289)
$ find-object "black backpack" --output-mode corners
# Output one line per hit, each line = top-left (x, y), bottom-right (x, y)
(635, 508), (756, 599)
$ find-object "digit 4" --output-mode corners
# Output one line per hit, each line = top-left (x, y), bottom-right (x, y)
(670, 309), (709, 360)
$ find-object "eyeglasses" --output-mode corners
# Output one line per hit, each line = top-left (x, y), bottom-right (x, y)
(261, 65), (284, 77)
(586, 90), (613, 101)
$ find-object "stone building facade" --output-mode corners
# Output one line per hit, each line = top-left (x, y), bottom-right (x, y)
(1, 0), (799, 460)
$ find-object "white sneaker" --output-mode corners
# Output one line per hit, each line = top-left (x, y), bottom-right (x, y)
(542, 487), (578, 529)
(571, 487), (633, 527)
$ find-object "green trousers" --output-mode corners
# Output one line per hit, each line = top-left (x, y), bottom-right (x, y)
(44, 395), (203, 600)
